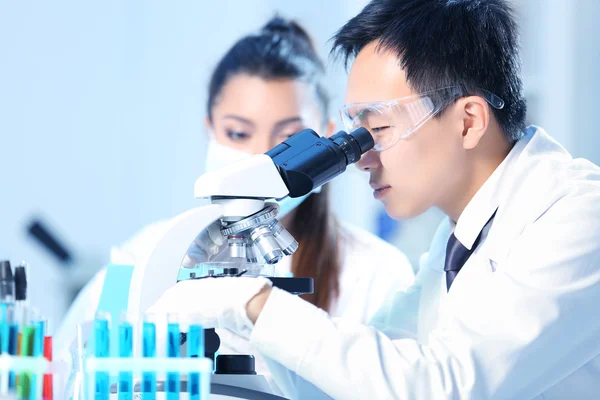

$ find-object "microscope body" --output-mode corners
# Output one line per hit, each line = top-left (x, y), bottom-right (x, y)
(126, 128), (374, 399)
(125, 155), (307, 400)
(127, 153), (295, 318)
(128, 127), (373, 315)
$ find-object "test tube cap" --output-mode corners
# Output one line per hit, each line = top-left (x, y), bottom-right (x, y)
(14, 264), (27, 301)
(0, 260), (14, 298)
(0, 260), (12, 278)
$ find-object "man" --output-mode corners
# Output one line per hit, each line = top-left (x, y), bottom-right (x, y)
(151, 0), (600, 398)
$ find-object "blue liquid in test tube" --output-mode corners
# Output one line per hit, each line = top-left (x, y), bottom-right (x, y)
(94, 313), (110, 400)
(0, 304), (18, 391)
(142, 315), (157, 400)
(118, 315), (133, 400)
(7, 316), (18, 389)
(166, 314), (180, 400)
(187, 322), (204, 400)
(0, 304), (9, 395)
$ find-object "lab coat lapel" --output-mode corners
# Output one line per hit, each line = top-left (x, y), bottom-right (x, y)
(482, 129), (569, 268)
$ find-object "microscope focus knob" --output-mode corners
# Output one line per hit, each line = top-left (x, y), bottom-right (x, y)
(214, 354), (257, 375)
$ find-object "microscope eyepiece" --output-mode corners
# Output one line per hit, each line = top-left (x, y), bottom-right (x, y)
(349, 127), (375, 154)
(330, 127), (373, 165)
(265, 128), (374, 197)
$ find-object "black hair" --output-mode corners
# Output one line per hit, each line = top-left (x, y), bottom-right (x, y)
(206, 17), (340, 312)
(207, 16), (329, 123)
(331, 0), (527, 143)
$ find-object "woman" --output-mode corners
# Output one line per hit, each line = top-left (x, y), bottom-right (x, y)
(55, 16), (414, 389)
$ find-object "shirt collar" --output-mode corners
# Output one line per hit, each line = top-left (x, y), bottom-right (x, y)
(452, 128), (534, 250)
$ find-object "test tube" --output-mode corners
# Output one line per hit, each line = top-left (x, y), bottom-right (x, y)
(166, 313), (180, 400)
(29, 317), (46, 400)
(142, 313), (158, 400)
(184, 315), (204, 400)
(7, 305), (18, 390)
(14, 263), (28, 357)
(118, 312), (134, 400)
(93, 312), (110, 400)
(17, 307), (37, 399)
(30, 316), (43, 398)
(0, 304), (10, 395)
(42, 322), (53, 400)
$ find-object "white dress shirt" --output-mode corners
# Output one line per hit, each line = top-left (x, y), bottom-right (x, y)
(250, 126), (600, 400)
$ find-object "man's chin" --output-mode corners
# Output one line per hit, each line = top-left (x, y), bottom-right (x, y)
(385, 200), (427, 220)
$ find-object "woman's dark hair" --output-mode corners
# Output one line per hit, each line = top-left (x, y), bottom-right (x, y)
(207, 16), (329, 123)
(207, 17), (340, 312)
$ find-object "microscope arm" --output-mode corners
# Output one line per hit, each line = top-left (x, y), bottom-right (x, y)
(127, 204), (225, 317)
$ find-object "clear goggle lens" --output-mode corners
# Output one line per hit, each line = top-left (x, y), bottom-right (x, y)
(340, 86), (504, 152)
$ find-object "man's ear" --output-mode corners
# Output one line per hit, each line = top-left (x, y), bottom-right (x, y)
(459, 96), (490, 150)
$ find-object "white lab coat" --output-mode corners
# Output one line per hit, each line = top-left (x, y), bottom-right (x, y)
(53, 219), (415, 377)
(249, 126), (600, 400)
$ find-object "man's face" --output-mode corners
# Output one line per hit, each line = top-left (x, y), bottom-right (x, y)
(346, 42), (467, 219)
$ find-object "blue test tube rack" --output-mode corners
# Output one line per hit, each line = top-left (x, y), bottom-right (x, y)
(79, 315), (211, 400)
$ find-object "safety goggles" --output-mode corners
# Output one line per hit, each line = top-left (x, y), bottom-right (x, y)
(339, 86), (505, 151)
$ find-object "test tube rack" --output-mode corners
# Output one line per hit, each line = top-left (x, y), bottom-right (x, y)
(82, 357), (212, 399)
(0, 354), (49, 399)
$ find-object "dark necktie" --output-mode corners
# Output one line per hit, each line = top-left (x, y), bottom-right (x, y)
(444, 210), (497, 291)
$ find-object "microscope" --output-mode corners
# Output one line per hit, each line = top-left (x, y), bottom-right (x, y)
(126, 127), (373, 399)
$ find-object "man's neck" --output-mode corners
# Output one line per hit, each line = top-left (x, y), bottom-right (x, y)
(443, 128), (513, 222)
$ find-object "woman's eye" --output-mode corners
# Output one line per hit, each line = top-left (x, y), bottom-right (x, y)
(226, 130), (250, 141)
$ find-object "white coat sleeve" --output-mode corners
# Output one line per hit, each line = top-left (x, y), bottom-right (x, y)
(250, 191), (600, 400)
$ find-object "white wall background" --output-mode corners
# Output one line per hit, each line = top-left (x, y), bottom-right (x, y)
(1, 0), (599, 329)
(0, 0), (378, 328)
(517, 0), (600, 163)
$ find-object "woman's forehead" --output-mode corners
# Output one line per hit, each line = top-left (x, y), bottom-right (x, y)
(213, 74), (322, 124)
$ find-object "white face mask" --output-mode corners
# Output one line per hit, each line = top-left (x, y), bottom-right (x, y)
(203, 136), (321, 217)
(204, 138), (254, 173)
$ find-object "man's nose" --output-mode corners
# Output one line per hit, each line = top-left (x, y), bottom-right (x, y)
(356, 150), (381, 172)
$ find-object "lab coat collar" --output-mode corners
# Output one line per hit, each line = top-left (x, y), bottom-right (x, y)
(452, 127), (535, 250)
(484, 126), (564, 265)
